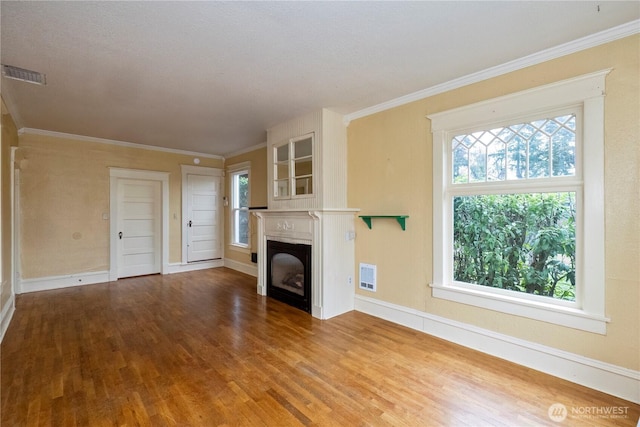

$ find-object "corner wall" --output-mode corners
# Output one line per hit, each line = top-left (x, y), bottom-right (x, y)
(17, 131), (223, 282)
(224, 146), (267, 275)
(347, 35), (639, 379)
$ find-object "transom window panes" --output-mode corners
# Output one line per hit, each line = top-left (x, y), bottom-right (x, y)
(452, 114), (576, 184)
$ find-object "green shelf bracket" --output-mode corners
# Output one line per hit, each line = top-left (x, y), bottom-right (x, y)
(359, 215), (409, 231)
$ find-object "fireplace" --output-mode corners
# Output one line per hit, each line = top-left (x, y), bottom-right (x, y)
(267, 240), (311, 313)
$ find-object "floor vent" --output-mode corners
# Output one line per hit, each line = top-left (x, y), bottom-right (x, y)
(2, 64), (46, 85)
(359, 263), (377, 292)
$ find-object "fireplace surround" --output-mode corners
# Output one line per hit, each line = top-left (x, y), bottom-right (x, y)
(254, 209), (357, 319)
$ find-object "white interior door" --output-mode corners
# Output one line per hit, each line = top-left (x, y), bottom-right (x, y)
(117, 179), (161, 278)
(186, 174), (221, 262)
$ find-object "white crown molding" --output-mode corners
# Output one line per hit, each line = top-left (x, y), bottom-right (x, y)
(224, 142), (267, 159)
(0, 91), (24, 129)
(18, 128), (224, 160)
(345, 19), (640, 123)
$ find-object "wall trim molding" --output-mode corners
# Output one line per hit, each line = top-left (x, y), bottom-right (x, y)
(0, 293), (15, 344)
(224, 258), (258, 277)
(18, 128), (223, 159)
(354, 294), (640, 404)
(167, 260), (224, 274)
(344, 19), (640, 124)
(17, 262), (227, 292)
(18, 271), (110, 294)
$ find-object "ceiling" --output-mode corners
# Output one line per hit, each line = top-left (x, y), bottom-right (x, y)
(1, 1), (638, 157)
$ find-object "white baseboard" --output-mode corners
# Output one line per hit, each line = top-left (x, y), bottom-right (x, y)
(224, 258), (258, 277)
(19, 262), (225, 293)
(19, 271), (110, 294)
(0, 293), (15, 343)
(355, 294), (640, 404)
(168, 259), (224, 274)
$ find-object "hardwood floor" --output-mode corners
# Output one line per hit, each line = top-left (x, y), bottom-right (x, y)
(2, 267), (638, 426)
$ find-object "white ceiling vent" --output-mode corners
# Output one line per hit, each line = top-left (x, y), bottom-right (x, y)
(2, 64), (46, 85)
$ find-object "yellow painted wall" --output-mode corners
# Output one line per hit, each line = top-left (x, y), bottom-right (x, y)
(348, 35), (640, 370)
(224, 146), (268, 266)
(1, 98), (19, 309)
(18, 132), (223, 279)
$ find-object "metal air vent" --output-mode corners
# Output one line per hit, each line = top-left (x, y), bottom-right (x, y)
(359, 263), (377, 292)
(2, 64), (46, 85)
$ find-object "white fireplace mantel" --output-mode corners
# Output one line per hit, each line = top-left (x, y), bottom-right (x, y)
(258, 109), (357, 319)
(253, 208), (359, 320)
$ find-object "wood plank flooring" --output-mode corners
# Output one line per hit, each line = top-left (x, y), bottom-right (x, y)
(2, 267), (638, 426)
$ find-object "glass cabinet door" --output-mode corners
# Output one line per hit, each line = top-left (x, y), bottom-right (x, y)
(273, 133), (313, 199)
(274, 143), (290, 198)
(293, 136), (313, 196)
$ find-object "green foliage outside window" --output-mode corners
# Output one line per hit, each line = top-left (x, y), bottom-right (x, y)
(453, 192), (576, 301)
(234, 173), (249, 245)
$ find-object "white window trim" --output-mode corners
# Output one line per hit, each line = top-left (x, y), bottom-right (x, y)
(428, 70), (611, 334)
(228, 162), (251, 252)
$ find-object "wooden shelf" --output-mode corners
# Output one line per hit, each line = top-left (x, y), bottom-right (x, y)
(359, 215), (409, 231)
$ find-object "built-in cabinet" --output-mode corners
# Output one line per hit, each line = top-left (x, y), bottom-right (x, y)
(256, 108), (358, 320)
(267, 109), (348, 210)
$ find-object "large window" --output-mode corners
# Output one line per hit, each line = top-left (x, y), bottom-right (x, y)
(452, 112), (578, 303)
(230, 165), (250, 248)
(428, 71), (610, 334)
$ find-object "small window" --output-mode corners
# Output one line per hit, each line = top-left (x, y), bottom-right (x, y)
(230, 168), (250, 248)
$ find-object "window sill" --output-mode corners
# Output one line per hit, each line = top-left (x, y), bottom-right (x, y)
(229, 244), (250, 254)
(430, 283), (609, 334)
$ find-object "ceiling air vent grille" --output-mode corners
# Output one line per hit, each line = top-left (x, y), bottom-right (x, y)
(2, 64), (46, 85)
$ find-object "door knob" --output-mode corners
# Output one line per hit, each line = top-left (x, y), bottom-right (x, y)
(118, 231), (123, 239)
(188, 220), (192, 227)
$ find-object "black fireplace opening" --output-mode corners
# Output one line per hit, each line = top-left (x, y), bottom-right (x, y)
(267, 240), (311, 313)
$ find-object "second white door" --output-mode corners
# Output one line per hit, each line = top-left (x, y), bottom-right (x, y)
(186, 174), (222, 262)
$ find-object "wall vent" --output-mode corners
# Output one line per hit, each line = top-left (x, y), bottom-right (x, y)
(359, 263), (377, 292)
(2, 64), (46, 85)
